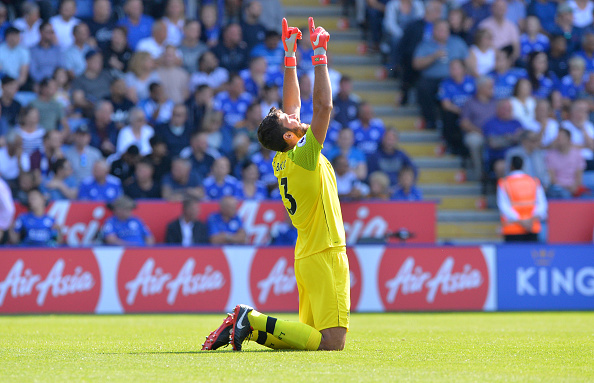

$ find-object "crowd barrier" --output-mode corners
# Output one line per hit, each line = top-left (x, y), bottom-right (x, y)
(1, 244), (591, 314)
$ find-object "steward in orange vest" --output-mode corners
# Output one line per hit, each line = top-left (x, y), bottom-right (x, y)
(497, 156), (548, 242)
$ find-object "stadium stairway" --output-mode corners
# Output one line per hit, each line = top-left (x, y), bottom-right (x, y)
(283, 2), (501, 243)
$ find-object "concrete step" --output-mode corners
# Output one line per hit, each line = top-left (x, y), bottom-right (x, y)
(284, 0), (327, 7)
(333, 54), (382, 66)
(400, 142), (441, 157)
(418, 169), (466, 184)
(353, 80), (400, 92)
(354, 89), (398, 107)
(437, 210), (500, 222)
(334, 64), (383, 81)
(437, 222), (501, 239)
(420, 183), (481, 195)
(416, 156), (460, 168)
(429, 196), (486, 210)
(399, 131), (440, 143)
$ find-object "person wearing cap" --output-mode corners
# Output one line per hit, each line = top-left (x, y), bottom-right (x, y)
(0, 27), (30, 88)
(71, 50), (114, 116)
(550, 3), (583, 55)
(78, 159), (123, 202)
(101, 195), (154, 246)
(63, 124), (103, 185)
(29, 22), (62, 84)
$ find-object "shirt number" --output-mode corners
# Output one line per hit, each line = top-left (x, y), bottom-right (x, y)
(280, 177), (297, 215)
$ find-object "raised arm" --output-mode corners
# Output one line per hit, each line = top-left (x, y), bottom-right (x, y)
(308, 17), (332, 144)
(282, 18), (302, 116)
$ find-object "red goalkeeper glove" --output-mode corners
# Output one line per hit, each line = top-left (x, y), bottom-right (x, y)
(309, 17), (330, 66)
(282, 18), (302, 68)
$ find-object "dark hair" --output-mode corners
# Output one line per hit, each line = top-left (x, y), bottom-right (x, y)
(510, 155), (524, 171)
(257, 107), (289, 152)
(125, 144), (140, 156)
(558, 127), (571, 139)
(51, 158), (68, 174)
(39, 77), (53, 89)
(39, 21), (52, 32)
(72, 22), (87, 36)
(149, 82), (161, 93)
(113, 25), (128, 37)
(137, 157), (154, 167)
(182, 197), (199, 211)
(512, 78), (530, 97)
(1, 76), (16, 86)
(4, 26), (20, 39)
(527, 51), (548, 92)
(149, 135), (166, 147)
(399, 165), (415, 176)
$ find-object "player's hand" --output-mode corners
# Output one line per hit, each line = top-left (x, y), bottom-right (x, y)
(282, 18), (302, 55)
(308, 17), (330, 54)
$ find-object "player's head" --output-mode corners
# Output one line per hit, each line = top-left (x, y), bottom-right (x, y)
(258, 107), (308, 152)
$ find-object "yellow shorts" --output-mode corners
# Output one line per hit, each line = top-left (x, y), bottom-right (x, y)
(294, 247), (350, 331)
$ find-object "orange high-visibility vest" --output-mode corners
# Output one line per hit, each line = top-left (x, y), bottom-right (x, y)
(498, 174), (542, 235)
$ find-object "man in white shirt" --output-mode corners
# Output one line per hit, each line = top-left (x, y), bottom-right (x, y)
(136, 19), (168, 60)
(12, 2), (41, 48)
(50, 0), (80, 50)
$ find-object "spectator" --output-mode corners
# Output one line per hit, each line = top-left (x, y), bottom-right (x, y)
(466, 29), (495, 78)
(179, 20), (208, 74)
(236, 161), (268, 200)
(42, 158), (77, 200)
(50, 0), (80, 50)
(0, 27), (30, 88)
(212, 23), (249, 74)
(506, 0), (527, 30)
(559, 56), (587, 105)
(326, 128), (367, 181)
(14, 171), (38, 205)
(546, 127), (586, 198)
(333, 154), (369, 201)
(9, 188), (59, 246)
(118, 0), (154, 50)
(125, 51), (160, 103)
(110, 144), (141, 184)
(270, 211), (297, 246)
(71, 50), (114, 115)
(524, 99), (560, 148)
(63, 125), (103, 185)
(106, 78), (135, 130)
(30, 78), (68, 133)
(163, 0), (185, 47)
(199, 4), (220, 48)
(241, 0), (267, 51)
(234, 102), (262, 146)
(0, 131), (30, 189)
(490, 49), (528, 100)
(29, 129), (64, 181)
(568, 0), (594, 29)
(447, 8), (469, 44)
(78, 159), (123, 202)
(229, 133), (254, 178)
(117, 108), (155, 156)
(505, 130), (550, 188)
(88, 101), (118, 157)
(202, 111), (232, 155)
(15, 106), (44, 155)
(13, 2), (42, 49)
(510, 78), (537, 128)
(29, 22), (62, 85)
(155, 104), (194, 157)
(560, 100), (594, 167)
(413, 19), (469, 131)
(460, 76), (497, 179)
(156, 46), (189, 103)
(190, 51), (229, 92)
(203, 157), (241, 200)
(53, 67), (73, 112)
(527, 0), (557, 35)
(145, 135), (171, 183)
(438, 59), (476, 156)
(478, 0), (520, 59)
(251, 31), (283, 74)
(574, 32), (594, 73)
(63, 23), (92, 77)
(383, 0), (425, 70)
(181, 131), (218, 181)
(103, 26), (133, 74)
(461, 0), (491, 36)
(299, 74), (314, 125)
(208, 195), (246, 245)
(87, 0), (116, 50)
(367, 171), (391, 200)
(136, 19), (169, 60)
(124, 158), (161, 199)
(213, 74), (253, 128)
(186, 84), (214, 131)
(241, 56), (268, 99)
(259, 84), (281, 119)
(528, 51), (560, 100)
(250, 146), (276, 188)
(348, 102), (385, 156)
(257, 0), (284, 34)
(333, 76), (360, 128)
(520, 16), (550, 66)
(550, 3), (582, 55)
(0, 77), (22, 128)
(497, 155), (547, 242)
(165, 197), (209, 246)
(102, 195), (154, 245)
(161, 156), (204, 201)
(139, 82), (174, 126)
(392, 165), (423, 201)
(367, 127), (416, 187)
(0, 177), (15, 245)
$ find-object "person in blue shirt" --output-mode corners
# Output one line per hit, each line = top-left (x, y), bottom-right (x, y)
(332, 76), (360, 129)
(78, 160), (123, 202)
(549, 3), (583, 55)
(527, 0), (558, 35)
(236, 161), (269, 200)
(391, 165), (423, 201)
(117, 0), (154, 50)
(161, 156), (204, 201)
(101, 195), (154, 246)
(528, 51), (560, 99)
(10, 189), (60, 246)
(250, 30), (284, 75)
(326, 128), (368, 180)
(250, 147), (276, 188)
(490, 49), (528, 100)
(299, 74), (314, 125)
(439, 59), (476, 155)
(208, 196), (246, 245)
(213, 74), (253, 128)
(520, 17), (550, 66)
(559, 56), (587, 104)
(367, 127), (417, 187)
(483, 99), (524, 178)
(572, 32), (594, 73)
(348, 102), (386, 156)
(203, 157), (241, 200)
(42, 158), (78, 201)
(270, 211), (298, 246)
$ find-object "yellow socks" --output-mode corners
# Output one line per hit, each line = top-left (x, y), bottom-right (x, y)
(248, 310), (321, 351)
(251, 330), (293, 350)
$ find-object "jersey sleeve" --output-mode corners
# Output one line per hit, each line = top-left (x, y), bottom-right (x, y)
(289, 128), (322, 171)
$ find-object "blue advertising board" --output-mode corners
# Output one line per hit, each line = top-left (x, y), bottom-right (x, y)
(497, 245), (594, 310)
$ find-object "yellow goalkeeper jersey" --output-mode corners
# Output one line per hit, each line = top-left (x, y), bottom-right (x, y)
(272, 128), (346, 260)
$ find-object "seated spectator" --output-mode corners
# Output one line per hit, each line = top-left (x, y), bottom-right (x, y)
(546, 128), (587, 198)
(78, 160), (123, 202)
(0, 176), (15, 245)
(145, 135), (171, 183)
(241, 0), (267, 52)
(111, 145), (141, 185)
(139, 82), (174, 126)
(326, 128), (367, 181)
(527, 0), (557, 35)
(236, 161), (268, 200)
(163, 0), (185, 46)
(490, 49), (528, 100)
(136, 19), (169, 60)
(333, 76), (360, 128)
(53, 67), (73, 112)
(447, 8), (469, 44)
(15, 106), (45, 155)
(125, 52), (160, 103)
(63, 125), (103, 185)
(478, 0), (520, 59)
(568, 0), (594, 29)
(348, 102), (385, 156)
(190, 51), (229, 93)
(520, 16), (549, 66)
(258, 0), (284, 34)
(42, 158), (78, 201)
(296, 74), (314, 125)
(461, 0), (490, 36)
(367, 127), (416, 187)
(71, 50), (114, 116)
(201, 111), (232, 155)
(199, 4), (220, 48)
(211, 23), (249, 74)
(181, 131), (218, 181)
(333, 155), (369, 201)
(156, 46), (190, 104)
(504, 130), (550, 188)
(29, 22), (62, 85)
(101, 195), (155, 245)
(383, 0), (425, 70)
(559, 56), (587, 105)
(124, 158), (162, 199)
(392, 165), (423, 201)
(510, 78), (537, 128)
(14, 171), (37, 205)
(155, 104), (194, 158)
(438, 59), (476, 156)
(367, 171), (391, 200)
(87, 0), (116, 50)
(29, 130), (64, 181)
(63, 23), (92, 77)
(186, 84), (214, 131)
(49, 0), (80, 50)
(13, 2), (42, 49)
(30, 78), (69, 133)
(528, 51), (560, 100)
(0, 27), (30, 88)
(524, 99), (560, 148)
(234, 103), (263, 147)
(0, 131), (29, 191)
(241, 56), (268, 99)
(161, 157), (204, 201)
(117, 0), (154, 50)
(250, 146), (277, 188)
(9, 189), (59, 246)
(117, 108), (155, 156)
(270, 211), (298, 246)
(213, 74), (253, 129)
(466, 29), (496, 77)
(208, 195), (246, 245)
(574, 32), (594, 73)
(251, 31), (284, 75)
(203, 157), (241, 200)
(106, 78), (135, 130)
(560, 100), (594, 168)
(88, 101), (118, 157)
(179, 20), (208, 74)
(1, 76), (22, 128)
(165, 197), (209, 246)
(548, 35), (570, 80)
(103, 26), (133, 74)
(229, 134), (253, 178)
(259, 84), (281, 120)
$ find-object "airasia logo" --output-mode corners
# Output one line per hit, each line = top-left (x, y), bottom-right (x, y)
(47, 201), (108, 246)
(343, 206), (389, 245)
(250, 248), (298, 311)
(378, 248), (489, 310)
(0, 250), (100, 313)
(117, 249), (231, 312)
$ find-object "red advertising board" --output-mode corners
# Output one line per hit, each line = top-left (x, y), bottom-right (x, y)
(0, 248), (101, 313)
(377, 247), (490, 311)
(548, 201), (594, 243)
(249, 248), (299, 312)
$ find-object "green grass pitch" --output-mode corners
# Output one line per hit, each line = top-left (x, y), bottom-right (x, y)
(1, 312), (592, 382)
